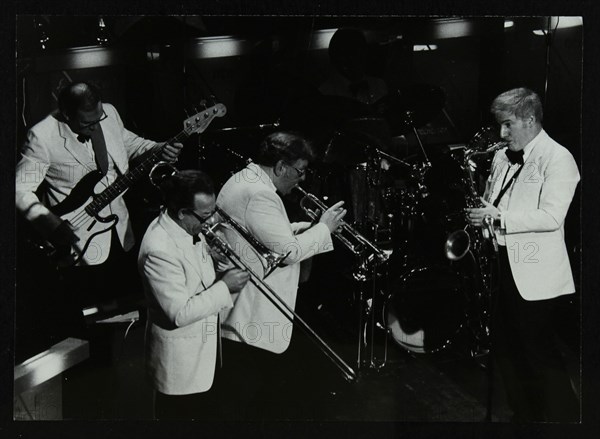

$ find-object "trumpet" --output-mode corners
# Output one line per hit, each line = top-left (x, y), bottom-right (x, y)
(294, 186), (390, 278)
(200, 216), (358, 383)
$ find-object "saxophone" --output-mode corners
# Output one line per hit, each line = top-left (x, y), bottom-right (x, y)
(444, 127), (507, 357)
(444, 127), (507, 260)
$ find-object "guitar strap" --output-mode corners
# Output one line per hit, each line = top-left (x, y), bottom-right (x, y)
(89, 125), (109, 175)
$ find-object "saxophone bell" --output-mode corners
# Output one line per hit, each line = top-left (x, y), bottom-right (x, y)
(444, 228), (471, 261)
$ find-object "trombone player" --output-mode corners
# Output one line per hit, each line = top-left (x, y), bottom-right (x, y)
(138, 170), (249, 420)
(466, 88), (579, 421)
(216, 131), (347, 419)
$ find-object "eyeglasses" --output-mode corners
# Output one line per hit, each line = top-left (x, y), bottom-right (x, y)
(187, 209), (217, 224)
(79, 111), (108, 130)
(288, 164), (309, 178)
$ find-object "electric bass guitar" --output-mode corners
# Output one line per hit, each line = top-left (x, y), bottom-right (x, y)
(33, 103), (227, 268)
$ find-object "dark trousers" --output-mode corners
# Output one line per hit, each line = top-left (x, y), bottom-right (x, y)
(493, 246), (579, 422)
(154, 364), (223, 420)
(218, 338), (287, 420)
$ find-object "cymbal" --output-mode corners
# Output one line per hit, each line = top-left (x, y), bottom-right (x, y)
(283, 93), (374, 134)
(375, 84), (446, 135)
(323, 116), (393, 166)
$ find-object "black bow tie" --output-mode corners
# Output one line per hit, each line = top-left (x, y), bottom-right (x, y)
(505, 149), (524, 165)
(192, 234), (201, 245)
(77, 134), (90, 143)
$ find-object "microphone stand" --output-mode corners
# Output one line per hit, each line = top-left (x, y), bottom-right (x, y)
(482, 215), (500, 421)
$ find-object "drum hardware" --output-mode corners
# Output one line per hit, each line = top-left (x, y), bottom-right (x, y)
(210, 120), (281, 133)
(403, 110), (432, 173)
(356, 222), (391, 371)
(385, 264), (468, 354)
(375, 84), (446, 137)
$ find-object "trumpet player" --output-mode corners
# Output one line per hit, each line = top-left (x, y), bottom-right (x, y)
(466, 88), (580, 422)
(216, 131), (347, 419)
(138, 170), (249, 420)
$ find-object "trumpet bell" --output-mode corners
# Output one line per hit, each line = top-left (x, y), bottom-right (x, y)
(444, 229), (471, 261)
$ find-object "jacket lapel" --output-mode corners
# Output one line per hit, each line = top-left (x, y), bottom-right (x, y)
(100, 114), (128, 174)
(58, 120), (97, 173)
(158, 213), (206, 286)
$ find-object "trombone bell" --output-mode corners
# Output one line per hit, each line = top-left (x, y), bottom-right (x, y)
(211, 207), (289, 278)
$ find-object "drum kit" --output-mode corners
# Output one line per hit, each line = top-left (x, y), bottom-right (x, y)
(295, 85), (498, 370)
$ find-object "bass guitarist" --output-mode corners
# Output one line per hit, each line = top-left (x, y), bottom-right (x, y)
(16, 81), (182, 268)
(15, 81), (183, 417)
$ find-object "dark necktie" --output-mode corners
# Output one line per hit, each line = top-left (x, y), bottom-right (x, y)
(505, 149), (524, 165)
(193, 234), (201, 245)
(88, 126), (109, 175)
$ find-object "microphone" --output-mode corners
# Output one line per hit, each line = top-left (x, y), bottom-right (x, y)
(483, 215), (498, 253)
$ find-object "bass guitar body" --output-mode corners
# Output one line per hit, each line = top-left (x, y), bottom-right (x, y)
(35, 170), (119, 267)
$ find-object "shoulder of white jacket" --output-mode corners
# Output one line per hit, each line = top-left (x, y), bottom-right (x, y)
(535, 133), (576, 163)
(28, 112), (61, 134)
(222, 171), (274, 199)
(101, 102), (117, 113)
(141, 217), (174, 248)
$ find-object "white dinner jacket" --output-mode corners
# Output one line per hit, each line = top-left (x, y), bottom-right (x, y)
(138, 211), (233, 395)
(216, 163), (333, 353)
(486, 129), (580, 300)
(15, 103), (158, 264)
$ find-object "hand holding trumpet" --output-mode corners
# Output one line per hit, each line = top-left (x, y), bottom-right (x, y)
(317, 200), (347, 233)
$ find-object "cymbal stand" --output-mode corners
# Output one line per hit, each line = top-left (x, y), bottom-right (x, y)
(405, 110), (432, 170)
(355, 148), (394, 371)
(355, 250), (389, 372)
(372, 148), (413, 169)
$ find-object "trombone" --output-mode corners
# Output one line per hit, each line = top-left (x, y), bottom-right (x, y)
(150, 161), (356, 382)
(200, 215), (358, 383)
(150, 161), (287, 277)
(214, 206), (289, 277)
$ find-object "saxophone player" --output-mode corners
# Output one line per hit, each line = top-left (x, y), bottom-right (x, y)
(466, 88), (580, 421)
